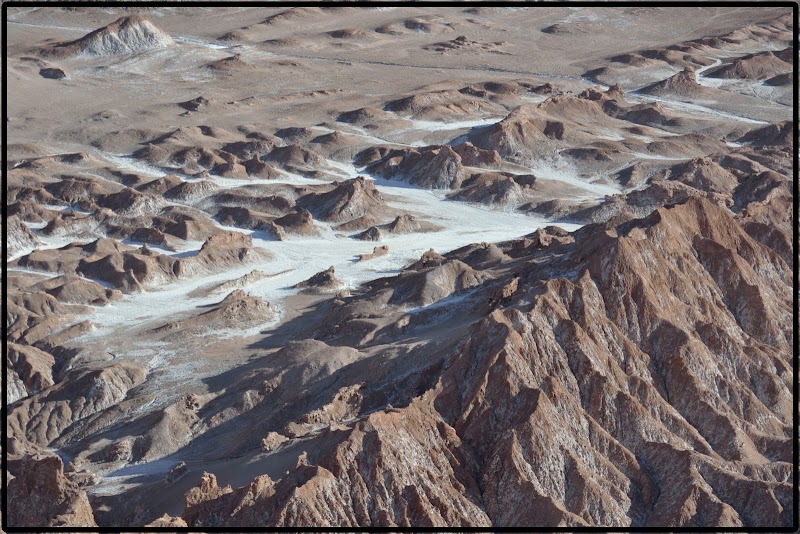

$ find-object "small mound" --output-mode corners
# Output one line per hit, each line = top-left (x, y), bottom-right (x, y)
(764, 73), (792, 87)
(383, 214), (441, 234)
(423, 35), (506, 53)
(261, 7), (324, 25)
(354, 226), (383, 241)
(364, 145), (466, 189)
(737, 121), (792, 147)
(274, 209), (318, 236)
(639, 67), (705, 96)
(387, 259), (488, 307)
(542, 22), (601, 35)
(337, 107), (390, 125)
(154, 290), (277, 338)
(217, 29), (257, 42)
(164, 180), (219, 202)
(274, 127), (314, 143)
(33, 275), (122, 305)
(295, 266), (343, 293)
(327, 28), (370, 39)
(178, 96), (213, 112)
(204, 54), (256, 72)
(357, 246), (389, 262)
(450, 172), (526, 206)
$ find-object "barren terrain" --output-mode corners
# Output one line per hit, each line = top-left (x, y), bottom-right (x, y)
(4, 5), (795, 529)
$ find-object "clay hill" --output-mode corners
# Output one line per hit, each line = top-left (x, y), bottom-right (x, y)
(41, 14), (175, 57)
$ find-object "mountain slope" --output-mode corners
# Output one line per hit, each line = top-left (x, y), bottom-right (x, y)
(181, 197), (792, 528)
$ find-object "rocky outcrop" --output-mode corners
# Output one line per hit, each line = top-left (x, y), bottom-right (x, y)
(295, 266), (343, 293)
(297, 177), (388, 224)
(7, 453), (97, 527)
(40, 67), (67, 80)
(639, 67), (706, 97)
(363, 146), (466, 189)
(450, 172), (527, 205)
(179, 96), (213, 112)
(174, 231), (267, 278)
(153, 290), (277, 339)
(182, 197), (792, 528)
(274, 209), (318, 236)
(357, 245), (389, 262)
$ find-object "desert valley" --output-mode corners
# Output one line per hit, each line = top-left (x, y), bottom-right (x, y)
(3, 5), (795, 528)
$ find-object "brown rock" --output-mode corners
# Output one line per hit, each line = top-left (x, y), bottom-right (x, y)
(7, 454), (97, 527)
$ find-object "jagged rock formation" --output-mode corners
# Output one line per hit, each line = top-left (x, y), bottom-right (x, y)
(7, 343), (56, 403)
(8, 361), (148, 447)
(180, 196), (792, 528)
(7, 453), (97, 527)
(13, 231), (265, 292)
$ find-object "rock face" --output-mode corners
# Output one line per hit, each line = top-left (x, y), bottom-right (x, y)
(45, 15), (174, 57)
(7, 343), (55, 403)
(7, 454), (97, 527)
(181, 197), (792, 528)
